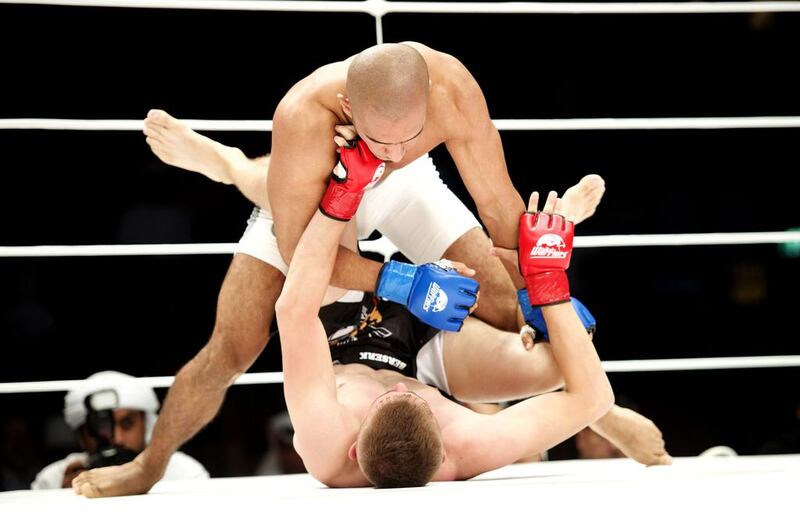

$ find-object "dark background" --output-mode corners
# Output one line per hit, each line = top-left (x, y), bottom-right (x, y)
(1, 3), (798, 488)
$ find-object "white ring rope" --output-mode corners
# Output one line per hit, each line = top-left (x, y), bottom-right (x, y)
(0, 243), (238, 257)
(2, 355), (798, 394)
(574, 232), (800, 248)
(0, 119), (273, 132)
(4, 116), (800, 132)
(5, 0), (800, 15)
(2, 232), (799, 258)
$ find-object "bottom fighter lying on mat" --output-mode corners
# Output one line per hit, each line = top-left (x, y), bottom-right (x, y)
(273, 185), (653, 487)
(147, 110), (668, 468)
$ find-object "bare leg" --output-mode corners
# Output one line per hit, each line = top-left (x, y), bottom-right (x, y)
(143, 109), (270, 209)
(443, 317), (563, 403)
(443, 228), (519, 331)
(73, 254), (285, 497)
(443, 318), (671, 466)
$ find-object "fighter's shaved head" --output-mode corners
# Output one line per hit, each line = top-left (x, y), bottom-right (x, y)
(347, 43), (430, 120)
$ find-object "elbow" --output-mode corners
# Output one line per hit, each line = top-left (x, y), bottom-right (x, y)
(274, 293), (298, 324)
(476, 204), (522, 248)
(275, 291), (313, 327)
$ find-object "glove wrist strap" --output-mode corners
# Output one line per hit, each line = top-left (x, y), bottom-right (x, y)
(376, 261), (416, 304)
(524, 271), (570, 306)
(319, 182), (363, 221)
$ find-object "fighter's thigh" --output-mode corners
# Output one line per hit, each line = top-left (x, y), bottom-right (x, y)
(443, 317), (563, 403)
(212, 253), (285, 361)
(362, 156), (480, 264)
(443, 228), (518, 331)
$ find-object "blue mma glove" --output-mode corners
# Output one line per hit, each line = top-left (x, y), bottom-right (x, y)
(376, 260), (479, 332)
(517, 289), (596, 341)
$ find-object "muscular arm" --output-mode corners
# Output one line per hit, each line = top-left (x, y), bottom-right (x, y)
(268, 97), (382, 291)
(275, 210), (359, 484)
(442, 57), (526, 249)
(452, 301), (614, 479)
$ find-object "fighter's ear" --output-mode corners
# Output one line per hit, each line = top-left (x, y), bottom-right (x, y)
(338, 93), (352, 118)
(348, 441), (358, 461)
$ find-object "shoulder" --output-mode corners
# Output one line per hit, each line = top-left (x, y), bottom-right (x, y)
(438, 412), (499, 479)
(274, 63), (344, 134)
(163, 452), (210, 480)
(273, 93), (333, 137)
(401, 42), (476, 91)
(407, 44), (486, 140)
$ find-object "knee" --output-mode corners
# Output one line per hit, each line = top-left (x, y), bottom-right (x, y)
(206, 326), (269, 375)
(443, 227), (490, 263)
(473, 292), (518, 332)
(444, 229), (514, 292)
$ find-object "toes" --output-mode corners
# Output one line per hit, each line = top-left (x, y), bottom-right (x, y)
(651, 453), (672, 466)
(145, 109), (174, 129)
(146, 140), (170, 162)
(146, 108), (167, 122)
(581, 173), (605, 188)
(143, 125), (163, 139)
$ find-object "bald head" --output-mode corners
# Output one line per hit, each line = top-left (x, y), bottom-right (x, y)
(347, 44), (430, 121)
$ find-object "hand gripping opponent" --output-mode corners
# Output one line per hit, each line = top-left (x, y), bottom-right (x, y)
(376, 260), (479, 332)
(518, 211), (574, 306)
(319, 139), (385, 221)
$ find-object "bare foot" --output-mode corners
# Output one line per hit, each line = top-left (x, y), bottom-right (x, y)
(591, 405), (672, 466)
(556, 174), (606, 224)
(143, 109), (248, 185)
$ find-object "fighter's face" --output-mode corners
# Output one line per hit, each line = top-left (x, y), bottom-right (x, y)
(351, 107), (426, 164)
(366, 383), (427, 415)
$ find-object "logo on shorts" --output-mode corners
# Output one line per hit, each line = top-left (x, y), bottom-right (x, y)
(423, 282), (448, 313)
(529, 234), (568, 259)
(328, 325), (356, 342)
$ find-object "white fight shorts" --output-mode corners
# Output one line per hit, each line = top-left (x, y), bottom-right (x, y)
(234, 154), (481, 273)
